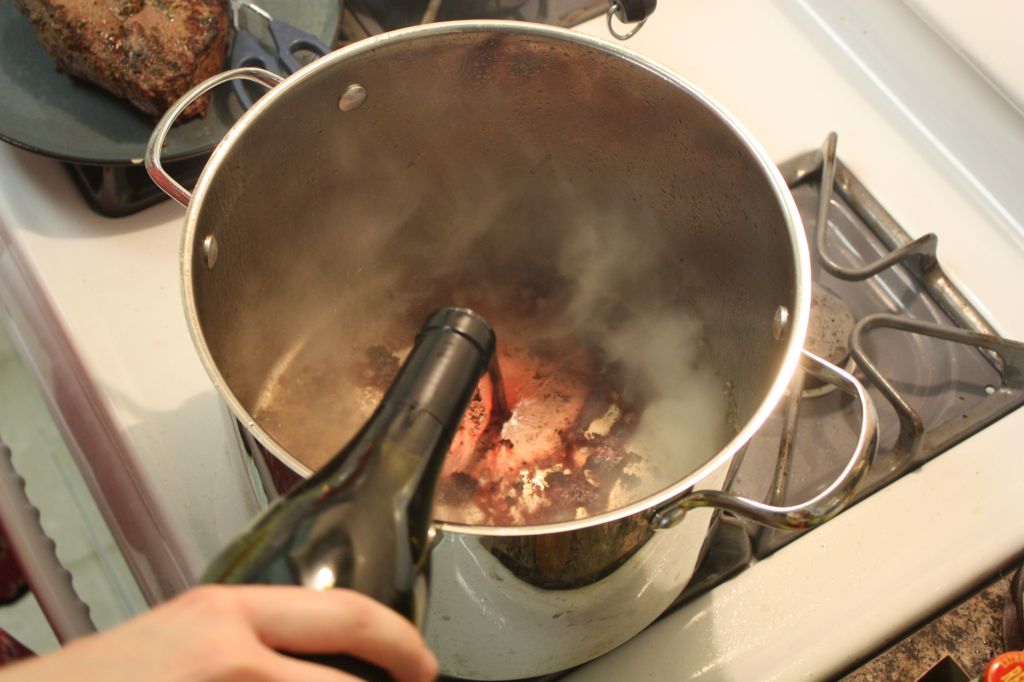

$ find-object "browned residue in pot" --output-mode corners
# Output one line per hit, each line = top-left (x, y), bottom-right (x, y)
(354, 304), (645, 527)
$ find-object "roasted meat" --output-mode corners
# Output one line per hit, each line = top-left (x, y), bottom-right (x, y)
(12, 0), (229, 119)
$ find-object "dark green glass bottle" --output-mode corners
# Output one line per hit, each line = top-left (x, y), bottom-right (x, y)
(203, 307), (495, 679)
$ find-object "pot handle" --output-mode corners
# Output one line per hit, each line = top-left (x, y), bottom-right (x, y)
(145, 67), (284, 207)
(607, 0), (656, 40)
(649, 349), (879, 531)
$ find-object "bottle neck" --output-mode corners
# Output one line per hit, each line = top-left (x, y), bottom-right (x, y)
(307, 402), (441, 493)
(301, 307), (495, 519)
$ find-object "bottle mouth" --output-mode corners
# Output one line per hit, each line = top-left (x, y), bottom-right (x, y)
(385, 307), (496, 428)
(420, 307), (496, 358)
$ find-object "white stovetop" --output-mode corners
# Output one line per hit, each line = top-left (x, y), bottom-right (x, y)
(0, 1), (1022, 679)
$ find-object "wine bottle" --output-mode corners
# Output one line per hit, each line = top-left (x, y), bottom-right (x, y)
(202, 307), (495, 679)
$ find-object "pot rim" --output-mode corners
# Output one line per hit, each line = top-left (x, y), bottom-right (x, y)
(180, 19), (812, 538)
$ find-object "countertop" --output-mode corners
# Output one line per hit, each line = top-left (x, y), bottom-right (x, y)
(845, 563), (1024, 680)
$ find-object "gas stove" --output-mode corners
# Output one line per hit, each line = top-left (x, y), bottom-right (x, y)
(670, 134), (1024, 606)
(0, 2), (1022, 681)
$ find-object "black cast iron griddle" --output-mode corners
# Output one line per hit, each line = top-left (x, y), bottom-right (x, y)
(0, 1), (339, 166)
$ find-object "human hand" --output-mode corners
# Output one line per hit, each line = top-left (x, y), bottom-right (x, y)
(0, 585), (438, 682)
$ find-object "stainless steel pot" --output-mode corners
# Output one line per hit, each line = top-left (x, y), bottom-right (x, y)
(147, 21), (878, 679)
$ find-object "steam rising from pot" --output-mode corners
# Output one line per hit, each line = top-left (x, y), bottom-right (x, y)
(201, 39), (740, 525)
(242, 150), (729, 525)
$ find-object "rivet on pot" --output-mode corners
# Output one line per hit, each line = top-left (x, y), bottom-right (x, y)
(338, 84), (367, 112)
(772, 305), (790, 340)
(202, 234), (219, 269)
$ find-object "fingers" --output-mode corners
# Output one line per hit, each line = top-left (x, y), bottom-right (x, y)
(234, 586), (438, 682)
(257, 651), (382, 682)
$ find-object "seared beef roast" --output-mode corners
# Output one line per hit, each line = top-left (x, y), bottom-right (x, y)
(12, 0), (229, 119)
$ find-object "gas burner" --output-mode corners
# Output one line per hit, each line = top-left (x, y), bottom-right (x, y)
(341, 0), (610, 38)
(669, 133), (1024, 600)
(802, 283), (857, 398)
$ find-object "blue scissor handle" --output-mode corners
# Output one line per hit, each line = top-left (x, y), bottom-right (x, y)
(268, 20), (331, 74)
(229, 29), (282, 110)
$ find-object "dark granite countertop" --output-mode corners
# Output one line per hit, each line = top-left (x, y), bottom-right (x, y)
(842, 564), (1023, 681)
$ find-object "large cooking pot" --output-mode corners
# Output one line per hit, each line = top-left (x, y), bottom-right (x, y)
(146, 21), (877, 679)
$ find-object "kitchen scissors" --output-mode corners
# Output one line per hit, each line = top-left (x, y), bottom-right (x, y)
(229, 0), (331, 109)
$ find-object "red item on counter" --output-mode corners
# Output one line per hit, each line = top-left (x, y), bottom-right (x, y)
(985, 651), (1024, 682)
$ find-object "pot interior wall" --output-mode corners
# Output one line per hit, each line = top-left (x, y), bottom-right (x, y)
(188, 27), (800, 519)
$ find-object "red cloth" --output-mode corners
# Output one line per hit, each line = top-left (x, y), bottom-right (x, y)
(0, 529), (28, 605)
(0, 528), (33, 664)
(0, 629), (33, 665)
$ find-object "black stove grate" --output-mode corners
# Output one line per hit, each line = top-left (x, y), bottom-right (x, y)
(343, 0), (608, 35)
(672, 134), (1024, 610)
